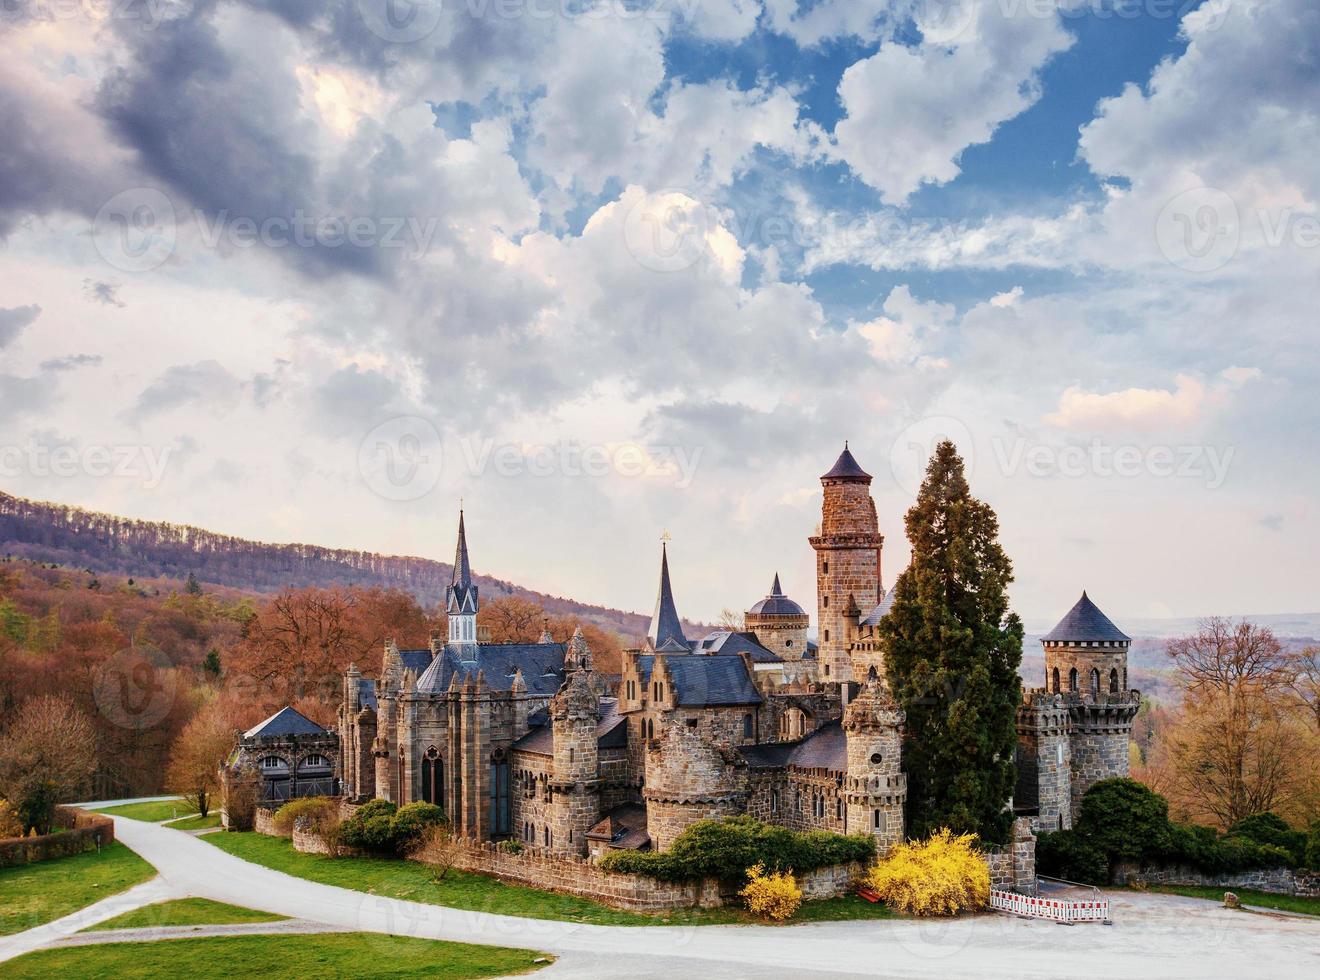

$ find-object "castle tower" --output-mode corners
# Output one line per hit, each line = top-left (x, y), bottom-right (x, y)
(1035, 592), (1140, 822)
(643, 719), (750, 851)
(744, 573), (810, 661)
(548, 630), (601, 856)
(646, 540), (689, 652)
(843, 669), (906, 852)
(810, 444), (883, 686)
(446, 509), (480, 648)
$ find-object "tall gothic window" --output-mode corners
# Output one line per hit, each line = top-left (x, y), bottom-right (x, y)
(489, 754), (510, 835)
(421, 748), (444, 807)
(1109, 668), (1119, 694)
(1052, 668), (1060, 693)
(1090, 668), (1100, 698)
(1068, 668), (1078, 693)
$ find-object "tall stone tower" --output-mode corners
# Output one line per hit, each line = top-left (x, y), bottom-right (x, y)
(548, 628), (601, 856)
(810, 444), (883, 685)
(1018, 592), (1140, 828)
(843, 669), (906, 852)
(744, 573), (810, 661)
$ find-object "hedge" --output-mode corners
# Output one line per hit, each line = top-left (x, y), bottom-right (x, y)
(1036, 779), (1302, 885)
(598, 815), (875, 883)
(338, 800), (446, 856)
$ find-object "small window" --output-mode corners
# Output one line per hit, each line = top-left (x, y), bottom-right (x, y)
(569, 747), (575, 763)
(259, 755), (289, 774)
(824, 629), (830, 642)
(873, 809), (883, 830)
(869, 752), (882, 765)
(771, 789), (779, 813)
(685, 718), (698, 729)
(785, 639), (793, 647)
(836, 798), (843, 820)
(1051, 667), (1060, 693)
(1068, 668), (1078, 693)
(823, 595), (829, 608)
(823, 561), (829, 574)
(742, 714), (753, 740)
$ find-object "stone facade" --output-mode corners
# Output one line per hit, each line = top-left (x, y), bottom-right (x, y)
(1112, 862), (1320, 898)
(984, 818), (1038, 894)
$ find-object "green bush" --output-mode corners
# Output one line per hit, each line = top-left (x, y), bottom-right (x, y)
(598, 816), (875, 884)
(1225, 813), (1307, 867)
(272, 797), (337, 834)
(392, 802), (447, 853)
(1074, 778), (1171, 868)
(1035, 830), (1108, 885)
(1307, 820), (1320, 871)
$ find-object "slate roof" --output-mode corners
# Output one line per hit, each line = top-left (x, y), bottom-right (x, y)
(747, 573), (807, 618)
(511, 698), (627, 755)
(737, 722), (846, 773)
(244, 706), (328, 739)
(659, 654), (763, 706)
(1042, 592), (1130, 643)
(586, 802), (649, 850)
(861, 588), (895, 627)
(647, 542), (688, 651)
(398, 649), (434, 673)
(415, 641), (567, 696)
(446, 509), (479, 615)
(821, 443), (871, 481)
(694, 630), (782, 664)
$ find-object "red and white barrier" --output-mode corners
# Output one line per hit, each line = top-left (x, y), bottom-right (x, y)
(990, 888), (1110, 922)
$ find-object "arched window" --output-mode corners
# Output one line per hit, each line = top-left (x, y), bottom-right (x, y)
(796, 712), (806, 738)
(421, 748), (444, 807)
(1051, 668), (1060, 693)
(823, 595), (829, 608)
(259, 755), (289, 775)
(297, 754), (330, 772)
(1109, 668), (1119, 694)
(1090, 668), (1100, 698)
(1068, 668), (1078, 693)
(742, 714), (753, 740)
(489, 753), (510, 835)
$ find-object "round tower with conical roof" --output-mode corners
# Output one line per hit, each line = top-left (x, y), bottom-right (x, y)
(745, 573), (810, 662)
(809, 444), (883, 686)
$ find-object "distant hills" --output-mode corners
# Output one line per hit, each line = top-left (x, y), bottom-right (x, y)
(0, 490), (700, 642)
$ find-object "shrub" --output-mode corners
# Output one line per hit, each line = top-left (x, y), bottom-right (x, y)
(740, 863), (802, 921)
(339, 800), (398, 853)
(392, 802), (446, 853)
(411, 823), (461, 881)
(863, 829), (990, 916)
(497, 839), (525, 855)
(1306, 820), (1320, 871)
(273, 797), (337, 834)
(0, 800), (23, 839)
(1225, 813), (1307, 867)
(1035, 830), (1108, 885)
(1075, 778), (1171, 870)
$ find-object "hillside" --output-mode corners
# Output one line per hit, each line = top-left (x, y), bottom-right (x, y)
(0, 490), (700, 643)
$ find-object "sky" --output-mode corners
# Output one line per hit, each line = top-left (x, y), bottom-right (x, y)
(0, 0), (1317, 630)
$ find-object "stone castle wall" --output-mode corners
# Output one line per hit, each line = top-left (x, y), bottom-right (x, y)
(1069, 726), (1131, 815)
(984, 819), (1037, 894)
(1112, 862), (1320, 898)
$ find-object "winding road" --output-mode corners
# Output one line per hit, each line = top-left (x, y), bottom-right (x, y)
(3, 814), (1318, 978)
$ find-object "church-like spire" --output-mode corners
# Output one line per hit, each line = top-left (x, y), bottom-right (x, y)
(452, 508), (472, 590)
(771, 572), (783, 596)
(647, 540), (688, 652)
(446, 507), (479, 641)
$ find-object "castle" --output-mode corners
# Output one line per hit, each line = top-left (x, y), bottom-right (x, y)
(335, 445), (1138, 856)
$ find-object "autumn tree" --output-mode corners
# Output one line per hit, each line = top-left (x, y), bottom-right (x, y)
(479, 595), (544, 641)
(1161, 619), (1318, 827)
(0, 694), (97, 834)
(881, 441), (1024, 845)
(165, 697), (239, 817)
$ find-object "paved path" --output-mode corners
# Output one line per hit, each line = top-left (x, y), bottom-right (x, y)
(5, 815), (1319, 977)
(54, 919), (351, 947)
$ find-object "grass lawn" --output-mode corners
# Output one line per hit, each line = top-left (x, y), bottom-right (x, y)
(2, 933), (551, 978)
(0, 842), (157, 936)
(94, 799), (196, 822)
(87, 897), (288, 931)
(164, 812), (223, 831)
(1146, 884), (1320, 917)
(204, 832), (892, 926)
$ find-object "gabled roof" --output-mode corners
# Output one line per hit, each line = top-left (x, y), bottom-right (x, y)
(511, 698), (627, 755)
(661, 654), (762, 706)
(646, 541), (687, 651)
(737, 722), (846, 772)
(415, 642), (567, 696)
(1042, 592), (1130, 643)
(695, 630), (782, 664)
(861, 588), (895, 627)
(821, 443), (871, 482)
(747, 573), (807, 618)
(244, 706), (327, 739)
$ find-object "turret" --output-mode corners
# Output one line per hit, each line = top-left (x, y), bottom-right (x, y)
(446, 509), (480, 646)
(548, 641), (601, 856)
(843, 668), (906, 852)
(810, 444), (883, 686)
(646, 540), (689, 652)
(744, 572), (810, 662)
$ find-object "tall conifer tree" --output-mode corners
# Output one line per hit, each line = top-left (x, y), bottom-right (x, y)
(881, 441), (1023, 844)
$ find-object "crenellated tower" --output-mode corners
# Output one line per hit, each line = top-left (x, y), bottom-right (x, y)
(810, 444), (883, 686)
(843, 668), (906, 852)
(548, 628), (601, 855)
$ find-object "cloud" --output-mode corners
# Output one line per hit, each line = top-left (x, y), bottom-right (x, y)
(853, 285), (953, 366)
(1044, 367), (1262, 431)
(125, 360), (244, 423)
(40, 354), (104, 372)
(0, 304), (41, 349)
(82, 280), (126, 308)
(1259, 513), (1285, 532)
(832, 2), (1073, 202)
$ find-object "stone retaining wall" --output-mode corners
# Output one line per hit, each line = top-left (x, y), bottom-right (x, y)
(1113, 862), (1320, 897)
(984, 817), (1037, 895)
(252, 806), (287, 838)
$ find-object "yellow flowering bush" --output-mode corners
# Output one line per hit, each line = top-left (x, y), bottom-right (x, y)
(863, 829), (990, 916)
(740, 862), (803, 921)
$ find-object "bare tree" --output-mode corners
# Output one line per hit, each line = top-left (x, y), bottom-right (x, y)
(165, 698), (239, 817)
(0, 694), (97, 834)
(1166, 618), (1296, 697)
(409, 822), (462, 881)
(1291, 646), (1320, 733)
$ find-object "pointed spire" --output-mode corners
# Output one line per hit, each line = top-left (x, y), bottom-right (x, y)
(452, 507), (472, 589)
(446, 507), (480, 624)
(771, 572), (783, 596)
(567, 625), (593, 672)
(647, 540), (687, 652)
(821, 443), (872, 483)
(538, 618), (554, 644)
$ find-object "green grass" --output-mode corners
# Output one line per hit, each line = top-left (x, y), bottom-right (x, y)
(0, 842), (157, 936)
(1, 933), (551, 978)
(1147, 884), (1320, 917)
(164, 812), (222, 831)
(87, 898), (288, 931)
(94, 799), (196, 822)
(204, 832), (893, 926)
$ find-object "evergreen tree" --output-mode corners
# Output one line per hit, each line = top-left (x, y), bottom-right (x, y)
(202, 648), (222, 679)
(881, 441), (1023, 844)
(185, 571), (203, 596)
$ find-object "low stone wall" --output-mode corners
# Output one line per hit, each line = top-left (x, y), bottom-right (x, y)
(253, 806), (288, 838)
(0, 806), (115, 868)
(1113, 862), (1320, 897)
(799, 861), (865, 900)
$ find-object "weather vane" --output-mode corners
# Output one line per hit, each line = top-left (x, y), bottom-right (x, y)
(660, 529), (671, 544)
